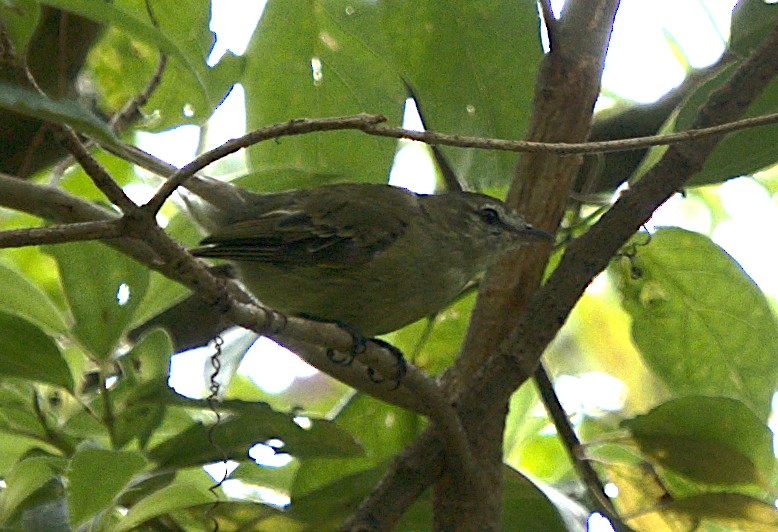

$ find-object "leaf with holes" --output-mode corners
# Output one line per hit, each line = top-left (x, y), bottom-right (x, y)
(46, 241), (149, 361)
(610, 228), (778, 419)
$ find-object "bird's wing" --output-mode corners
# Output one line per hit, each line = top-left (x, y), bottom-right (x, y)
(192, 188), (409, 268)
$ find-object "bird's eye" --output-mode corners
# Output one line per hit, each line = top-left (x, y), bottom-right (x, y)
(480, 207), (502, 226)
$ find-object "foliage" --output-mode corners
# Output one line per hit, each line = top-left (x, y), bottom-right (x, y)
(0, 0), (776, 530)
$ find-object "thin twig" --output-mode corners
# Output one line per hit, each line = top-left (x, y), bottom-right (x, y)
(110, 55), (167, 132)
(362, 111), (778, 155)
(0, 220), (123, 249)
(110, 0), (168, 130)
(105, 109), (778, 214)
(103, 109), (778, 215)
(55, 127), (137, 212)
(142, 114), (387, 213)
(54, 53), (168, 179)
(534, 363), (630, 531)
(102, 113), (778, 200)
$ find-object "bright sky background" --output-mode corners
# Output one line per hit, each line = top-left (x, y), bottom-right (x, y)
(151, 1), (777, 519)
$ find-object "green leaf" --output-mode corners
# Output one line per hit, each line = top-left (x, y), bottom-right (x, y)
(114, 382), (166, 449)
(113, 398), (166, 451)
(503, 380), (544, 464)
(0, 409), (48, 442)
(113, 334), (172, 447)
(0, 310), (73, 389)
(228, 459), (296, 497)
(623, 397), (775, 486)
(115, 471), (175, 507)
(0, 81), (115, 143)
(331, 0), (542, 188)
(84, 3), (243, 130)
(46, 240), (149, 361)
(59, 407), (110, 442)
(41, 0), (209, 97)
(388, 290), (476, 375)
(510, 432), (573, 485)
(501, 467), (575, 531)
(0, 455), (64, 523)
(0, 383), (49, 440)
(138, 49), (241, 132)
(393, 466), (573, 531)
(0, 263), (68, 334)
(730, 0), (778, 56)
(148, 392), (362, 469)
(291, 394), (421, 499)
(610, 227), (778, 418)
(173, 500), (279, 531)
(241, 0), (406, 191)
(122, 328), (174, 385)
(632, 2), (778, 188)
(286, 464), (387, 525)
(0, 0), (41, 54)
(657, 493), (778, 530)
(0, 433), (55, 477)
(113, 469), (218, 532)
(67, 448), (147, 527)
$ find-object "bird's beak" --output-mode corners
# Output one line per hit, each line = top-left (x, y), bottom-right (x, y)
(522, 225), (555, 242)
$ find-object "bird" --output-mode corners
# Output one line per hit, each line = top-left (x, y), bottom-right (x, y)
(190, 183), (552, 337)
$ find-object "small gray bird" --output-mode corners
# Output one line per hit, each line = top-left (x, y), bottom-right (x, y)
(191, 183), (551, 336)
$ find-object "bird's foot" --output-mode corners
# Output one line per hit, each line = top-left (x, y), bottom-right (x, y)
(324, 321), (367, 367)
(365, 339), (407, 390)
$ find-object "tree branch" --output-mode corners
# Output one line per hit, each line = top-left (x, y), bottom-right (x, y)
(0, 172), (160, 264)
(346, 1), (623, 529)
(0, 219), (123, 248)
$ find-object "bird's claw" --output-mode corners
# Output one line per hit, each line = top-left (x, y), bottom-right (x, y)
(323, 322), (406, 390)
